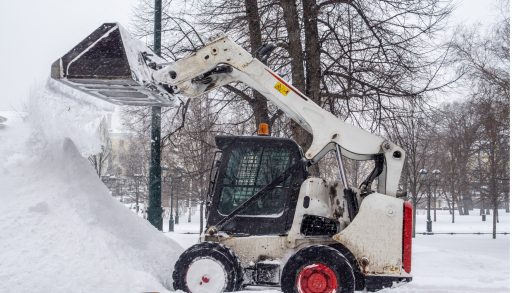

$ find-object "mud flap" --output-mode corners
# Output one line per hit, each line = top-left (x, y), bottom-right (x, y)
(51, 23), (174, 106)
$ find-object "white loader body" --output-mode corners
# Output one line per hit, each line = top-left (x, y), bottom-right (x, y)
(207, 177), (408, 276)
(52, 23), (413, 292)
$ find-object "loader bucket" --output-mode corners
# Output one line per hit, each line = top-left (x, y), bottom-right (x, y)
(51, 23), (173, 106)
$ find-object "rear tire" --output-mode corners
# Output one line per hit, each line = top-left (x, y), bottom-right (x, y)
(281, 245), (355, 293)
(173, 242), (243, 292)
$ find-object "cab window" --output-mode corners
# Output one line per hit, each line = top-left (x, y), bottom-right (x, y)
(218, 145), (294, 216)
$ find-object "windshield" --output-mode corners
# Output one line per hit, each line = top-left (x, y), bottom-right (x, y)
(218, 145), (294, 216)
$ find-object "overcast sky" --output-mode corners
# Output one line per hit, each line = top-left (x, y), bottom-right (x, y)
(0, 0), (502, 111)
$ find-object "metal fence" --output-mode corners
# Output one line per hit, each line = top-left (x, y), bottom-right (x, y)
(418, 232), (509, 235)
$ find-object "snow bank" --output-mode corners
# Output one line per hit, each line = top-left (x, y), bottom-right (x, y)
(0, 81), (183, 293)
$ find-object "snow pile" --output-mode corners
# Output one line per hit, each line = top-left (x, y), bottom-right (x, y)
(0, 81), (183, 293)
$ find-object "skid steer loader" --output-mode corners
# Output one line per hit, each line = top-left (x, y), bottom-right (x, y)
(51, 23), (413, 293)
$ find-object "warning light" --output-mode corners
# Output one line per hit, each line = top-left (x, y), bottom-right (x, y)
(258, 123), (270, 136)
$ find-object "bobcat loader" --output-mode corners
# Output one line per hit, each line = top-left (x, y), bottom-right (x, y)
(51, 23), (413, 293)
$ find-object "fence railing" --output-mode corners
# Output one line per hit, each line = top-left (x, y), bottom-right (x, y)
(417, 232), (509, 235)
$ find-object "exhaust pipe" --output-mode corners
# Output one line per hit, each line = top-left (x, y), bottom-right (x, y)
(51, 23), (174, 106)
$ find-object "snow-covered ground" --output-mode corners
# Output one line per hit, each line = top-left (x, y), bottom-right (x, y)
(395, 211), (510, 292)
(0, 82), (509, 292)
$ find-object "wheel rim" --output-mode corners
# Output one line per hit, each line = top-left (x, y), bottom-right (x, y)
(185, 257), (227, 293)
(297, 263), (338, 293)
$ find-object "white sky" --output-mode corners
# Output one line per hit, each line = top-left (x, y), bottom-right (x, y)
(0, 0), (504, 111)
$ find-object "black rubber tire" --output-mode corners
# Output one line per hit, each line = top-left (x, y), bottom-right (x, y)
(281, 245), (355, 293)
(172, 241), (244, 292)
(329, 243), (366, 291)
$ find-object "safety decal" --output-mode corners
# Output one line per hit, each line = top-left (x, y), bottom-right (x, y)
(274, 81), (290, 96)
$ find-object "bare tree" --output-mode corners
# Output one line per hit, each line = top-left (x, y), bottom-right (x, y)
(161, 97), (218, 232)
(448, 3), (509, 237)
(141, 0), (456, 145)
(115, 136), (151, 214)
(123, 0), (459, 229)
(276, 0), (455, 148)
(437, 102), (481, 217)
(384, 100), (437, 236)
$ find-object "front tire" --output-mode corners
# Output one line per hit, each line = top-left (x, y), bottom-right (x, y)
(281, 245), (355, 293)
(173, 242), (243, 292)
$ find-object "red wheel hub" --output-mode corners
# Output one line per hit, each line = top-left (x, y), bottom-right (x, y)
(201, 275), (209, 284)
(297, 263), (338, 293)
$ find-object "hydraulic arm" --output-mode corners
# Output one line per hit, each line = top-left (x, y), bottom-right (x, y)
(151, 35), (405, 196)
(51, 23), (405, 196)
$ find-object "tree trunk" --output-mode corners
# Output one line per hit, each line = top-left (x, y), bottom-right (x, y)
(200, 197), (204, 233)
(449, 167), (456, 222)
(443, 191), (452, 214)
(412, 201), (417, 237)
(452, 192), (456, 223)
(244, 0), (270, 131)
(279, 0), (305, 93)
(459, 163), (471, 215)
(462, 195), (472, 215)
(188, 201), (192, 223)
(493, 203), (497, 239)
(279, 0), (314, 156)
(488, 117), (498, 238)
(175, 196), (179, 225)
(433, 190), (437, 222)
(480, 197), (486, 221)
(457, 194), (464, 215)
(302, 0), (323, 177)
(135, 187), (140, 213)
(302, 0), (322, 105)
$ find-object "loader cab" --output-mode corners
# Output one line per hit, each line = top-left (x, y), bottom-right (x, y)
(206, 135), (307, 236)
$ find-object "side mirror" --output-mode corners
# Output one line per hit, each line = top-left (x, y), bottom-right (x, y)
(51, 23), (174, 106)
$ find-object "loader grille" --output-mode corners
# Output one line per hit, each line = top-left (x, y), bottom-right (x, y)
(300, 215), (339, 236)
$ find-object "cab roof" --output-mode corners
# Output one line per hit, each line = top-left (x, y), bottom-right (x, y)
(215, 135), (302, 152)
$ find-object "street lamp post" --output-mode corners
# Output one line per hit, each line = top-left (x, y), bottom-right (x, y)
(120, 177), (126, 203)
(419, 169), (432, 233)
(175, 183), (180, 225)
(134, 173), (143, 214)
(432, 169), (441, 222)
(168, 176), (174, 232)
(171, 166), (186, 226)
(174, 172), (181, 226)
(147, 0), (163, 231)
(419, 169), (441, 234)
(161, 166), (174, 232)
